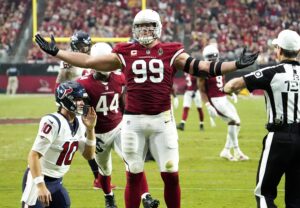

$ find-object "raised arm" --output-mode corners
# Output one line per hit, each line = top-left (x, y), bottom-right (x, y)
(174, 48), (258, 77)
(35, 34), (122, 72)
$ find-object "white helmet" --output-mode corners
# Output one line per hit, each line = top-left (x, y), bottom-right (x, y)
(203, 44), (219, 61)
(132, 9), (162, 45)
(90, 42), (112, 77)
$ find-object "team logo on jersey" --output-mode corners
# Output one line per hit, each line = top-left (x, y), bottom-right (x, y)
(146, 49), (151, 55)
(131, 50), (137, 56)
(158, 48), (163, 56)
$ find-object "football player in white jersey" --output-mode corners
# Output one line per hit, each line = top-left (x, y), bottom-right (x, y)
(21, 81), (97, 208)
(199, 44), (249, 161)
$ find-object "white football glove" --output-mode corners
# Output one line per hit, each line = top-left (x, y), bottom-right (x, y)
(205, 102), (218, 118)
(230, 93), (238, 103)
(173, 97), (179, 109)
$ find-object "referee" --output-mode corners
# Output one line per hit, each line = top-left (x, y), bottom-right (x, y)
(224, 29), (300, 208)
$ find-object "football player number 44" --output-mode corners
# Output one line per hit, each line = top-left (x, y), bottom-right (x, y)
(96, 94), (119, 116)
(132, 59), (164, 83)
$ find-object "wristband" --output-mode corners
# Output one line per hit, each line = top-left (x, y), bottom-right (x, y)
(33, 176), (44, 185)
(85, 139), (96, 146)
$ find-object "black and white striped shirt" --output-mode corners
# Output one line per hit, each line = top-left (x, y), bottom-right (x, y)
(244, 60), (300, 124)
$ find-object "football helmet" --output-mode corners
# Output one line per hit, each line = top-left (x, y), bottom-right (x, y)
(203, 44), (219, 61)
(56, 81), (89, 115)
(90, 42), (113, 77)
(132, 9), (162, 45)
(70, 31), (92, 53)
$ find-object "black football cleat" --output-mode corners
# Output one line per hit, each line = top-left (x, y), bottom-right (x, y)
(142, 194), (160, 208)
(200, 124), (204, 131)
(176, 122), (185, 131)
(105, 194), (117, 208)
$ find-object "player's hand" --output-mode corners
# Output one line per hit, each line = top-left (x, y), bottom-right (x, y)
(205, 102), (218, 118)
(82, 106), (97, 130)
(173, 97), (179, 109)
(35, 34), (59, 56)
(230, 93), (238, 103)
(235, 48), (259, 69)
(37, 183), (52, 207)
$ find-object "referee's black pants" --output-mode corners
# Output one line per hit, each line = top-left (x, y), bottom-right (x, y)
(255, 131), (300, 208)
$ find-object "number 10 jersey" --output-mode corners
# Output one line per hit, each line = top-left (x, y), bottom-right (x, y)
(31, 113), (87, 178)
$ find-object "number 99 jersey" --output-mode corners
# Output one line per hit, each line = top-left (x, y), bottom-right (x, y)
(112, 42), (184, 115)
(31, 113), (87, 178)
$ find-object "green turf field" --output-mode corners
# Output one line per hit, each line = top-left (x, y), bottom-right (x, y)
(0, 94), (285, 208)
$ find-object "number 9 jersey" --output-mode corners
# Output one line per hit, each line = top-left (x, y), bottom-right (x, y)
(113, 42), (184, 115)
(31, 113), (87, 178)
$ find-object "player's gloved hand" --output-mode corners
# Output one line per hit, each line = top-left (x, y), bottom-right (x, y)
(173, 97), (179, 109)
(205, 102), (218, 118)
(35, 34), (59, 56)
(235, 48), (259, 69)
(230, 93), (238, 103)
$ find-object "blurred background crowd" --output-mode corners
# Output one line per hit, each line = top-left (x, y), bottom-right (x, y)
(0, 0), (299, 64)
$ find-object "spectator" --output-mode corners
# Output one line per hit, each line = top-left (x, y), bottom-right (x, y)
(6, 67), (19, 95)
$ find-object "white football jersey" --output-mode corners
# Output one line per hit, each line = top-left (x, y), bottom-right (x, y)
(32, 113), (87, 178)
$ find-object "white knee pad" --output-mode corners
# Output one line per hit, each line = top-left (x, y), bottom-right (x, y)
(95, 155), (112, 176)
(128, 161), (144, 174)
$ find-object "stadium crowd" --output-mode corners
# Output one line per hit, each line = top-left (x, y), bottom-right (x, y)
(0, 0), (29, 58)
(1, 0), (299, 64)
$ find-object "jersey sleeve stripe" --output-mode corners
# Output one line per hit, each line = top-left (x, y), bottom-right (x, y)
(117, 54), (126, 67)
(170, 48), (184, 66)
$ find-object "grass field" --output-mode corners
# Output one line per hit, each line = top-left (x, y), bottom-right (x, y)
(0, 94), (285, 208)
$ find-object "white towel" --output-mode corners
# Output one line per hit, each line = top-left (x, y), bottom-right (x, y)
(21, 171), (39, 206)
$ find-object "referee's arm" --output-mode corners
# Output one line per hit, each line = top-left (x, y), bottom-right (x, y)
(223, 77), (246, 94)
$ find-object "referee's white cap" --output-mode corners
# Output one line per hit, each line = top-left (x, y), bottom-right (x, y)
(272, 29), (300, 51)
